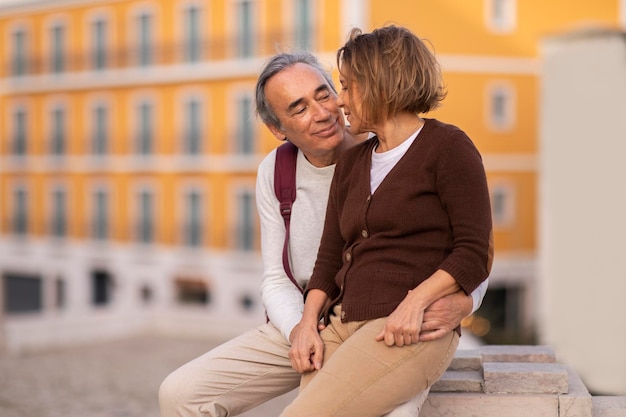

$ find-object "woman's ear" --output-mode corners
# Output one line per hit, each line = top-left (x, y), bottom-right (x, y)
(266, 123), (287, 141)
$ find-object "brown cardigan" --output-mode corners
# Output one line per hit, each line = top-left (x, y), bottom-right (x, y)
(305, 118), (493, 324)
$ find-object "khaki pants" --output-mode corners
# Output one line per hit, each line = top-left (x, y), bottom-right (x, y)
(159, 320), (437, 417)
(280, 305), (459, 417)
(159, 323), (300, 417)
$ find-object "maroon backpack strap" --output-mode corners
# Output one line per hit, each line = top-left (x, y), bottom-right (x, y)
(274, 141), (303, 294)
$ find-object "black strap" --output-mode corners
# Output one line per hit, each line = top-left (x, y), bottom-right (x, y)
(273, 141), (303, 293)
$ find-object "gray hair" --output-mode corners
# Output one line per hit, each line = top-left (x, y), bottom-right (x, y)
(255, 52), (336, 129)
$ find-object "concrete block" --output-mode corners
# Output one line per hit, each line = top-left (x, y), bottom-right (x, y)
(431, 370), (483, 393)
(559, 366), (592, 417)
(592, 397), (626, 417)
(481, 345), (556, 363)
(483, 362), (568, 395)
(449, 349), (482, 371)
(421, 392), (559, 417)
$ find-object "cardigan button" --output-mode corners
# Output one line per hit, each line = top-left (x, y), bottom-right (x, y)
(361, 229), (368, 238)
(345, 253), (352, 262)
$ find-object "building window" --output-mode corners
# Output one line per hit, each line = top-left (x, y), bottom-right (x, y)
(92, 188), (109, 240)
(11, 28), (28, 76)
(236, 189), (255, 251)
(295, 0), (313, 50)
(486, 83), (515, 132)
(236, 0), (254, 58)
(92, 103), (108, 155)
(12, 108), (28, 156)
(3, 273), (42, 314)
(50, 106), (66, 156)
(56, 276), (66, 309)
(184, 5), (202, 62)
(50, 23), (65, 73)
(51, 188), (67, 237)
(183, 98), (202, 155)
(235, 94), (254, 154)
(137, 189), (154, 243)
(485, 0), (516, 33)
(183, 189), (203, 247)
(490, 183), (515, 228)
(136, 101), (153, 155)
(175, 277), (211, 305)
(137, 11), (153, 66)
(474, 286), (530, 344)
(12, 187), (28, 235)
(91, 18), (107, 70)
(91, 269), (113, 306)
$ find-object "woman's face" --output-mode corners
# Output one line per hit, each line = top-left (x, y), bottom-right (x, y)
(337, 70), (367, 134)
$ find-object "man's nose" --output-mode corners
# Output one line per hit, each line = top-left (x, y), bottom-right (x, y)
(311, 101), (331, 121)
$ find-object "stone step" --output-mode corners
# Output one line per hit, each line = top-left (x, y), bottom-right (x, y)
(431, 370), (483, 393)
(421, 392), (559, 417)
(560, 366), (592, 417)
(448, 348), (482, 371)
(481, 345), (556, 363)
(483, 362), (569, 395)
(592, 397), (626, 417)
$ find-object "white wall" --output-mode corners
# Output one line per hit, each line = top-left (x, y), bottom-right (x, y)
(539, 28), (626, 395)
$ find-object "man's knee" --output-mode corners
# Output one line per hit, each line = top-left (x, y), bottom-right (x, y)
(159, 368), (198, 416)
(159, 370), (181, 414)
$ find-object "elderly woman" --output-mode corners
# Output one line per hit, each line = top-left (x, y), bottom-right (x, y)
(281, 25), (493, 417)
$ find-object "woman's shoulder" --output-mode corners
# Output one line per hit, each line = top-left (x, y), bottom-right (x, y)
(423, 118), (469, 140)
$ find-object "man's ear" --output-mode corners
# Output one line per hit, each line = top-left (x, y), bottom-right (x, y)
(267, 123), (287, 141)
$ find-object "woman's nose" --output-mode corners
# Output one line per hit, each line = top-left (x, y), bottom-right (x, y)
(336, 91), (345, 107)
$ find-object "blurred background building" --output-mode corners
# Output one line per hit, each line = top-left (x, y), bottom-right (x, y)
(0, 0), (624, 395)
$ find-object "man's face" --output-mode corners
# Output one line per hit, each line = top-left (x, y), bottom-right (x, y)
(264, 63), (345, 167)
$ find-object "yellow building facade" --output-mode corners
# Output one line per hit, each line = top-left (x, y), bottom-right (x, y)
(0, 0), (622, 352)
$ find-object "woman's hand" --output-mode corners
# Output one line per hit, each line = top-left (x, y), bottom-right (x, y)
(376, 269), (461, 347)
(375, 289), (425, 347)
(288, 319), (325, 373)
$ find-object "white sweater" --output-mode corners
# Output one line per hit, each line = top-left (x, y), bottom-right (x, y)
(256, 147), (488, 342)
(257, 148), (335, 341)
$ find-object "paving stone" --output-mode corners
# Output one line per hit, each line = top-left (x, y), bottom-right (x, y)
(421, 392), (559, 417)
(483, 362), (568, 395)
(481, 345), (556, 363)
(448, 349), (482, 371)
(431, 370), (483, 393)
(559, 366), (592, 417)
(592, 397), (626, 417)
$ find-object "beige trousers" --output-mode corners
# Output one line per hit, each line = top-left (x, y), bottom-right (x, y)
(280, 305), (459, 417)
(158, 321), (433, 417)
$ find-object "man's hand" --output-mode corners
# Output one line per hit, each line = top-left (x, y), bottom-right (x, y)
(419, 290), (473, 341)
(288, 320), (325, 373)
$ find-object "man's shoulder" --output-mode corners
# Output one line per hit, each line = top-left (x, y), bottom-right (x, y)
(257, 147), (279, 178)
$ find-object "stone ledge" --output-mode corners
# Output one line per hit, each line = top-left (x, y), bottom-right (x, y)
(481, 345), (557, 363)
(592, 397), (626, 417)
(448, 348), (482, 371)
(431, 370), (482, 393)
(422, 346), (625, 417)
(483, 362), (569, 395)
(422, 392), (559, 417)
(560, 366), (592, 417)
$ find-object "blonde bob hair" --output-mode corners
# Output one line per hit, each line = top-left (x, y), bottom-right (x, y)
(337, 25), (446, 125)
